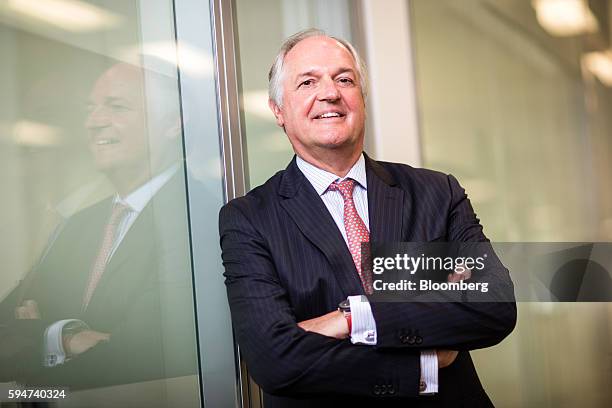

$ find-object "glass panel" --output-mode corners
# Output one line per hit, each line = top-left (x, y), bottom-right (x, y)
(235, 0), (355, 188)
(411, 0), (612, 406)
(0, 1), (205, 406)
(173, 0), (241, 406)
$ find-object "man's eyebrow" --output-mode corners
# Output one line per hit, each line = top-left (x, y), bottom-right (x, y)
(295, 67), (357, 80)
(104, 96), (130, 104)
(86, 96), (131, 105)
(333, 67), (357, 76)
(295, 70), (318, 80)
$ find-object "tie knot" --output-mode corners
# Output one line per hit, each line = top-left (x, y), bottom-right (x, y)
(329, 178), (356, 200)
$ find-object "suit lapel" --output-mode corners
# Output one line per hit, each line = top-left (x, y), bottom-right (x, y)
(365, 154), (406, 244)
(279, 158), (364, 297)
(84, 172), (185, 313)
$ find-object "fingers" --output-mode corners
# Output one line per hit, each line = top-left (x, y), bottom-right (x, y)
(437, 350), (459, 368)
(66, 330), (111, 356)
(296, 311), (349, 339)
(448, 350), (458, 364)
(95, 332), (111, 341)
(24, 300), (40, 318)
(81, 330), (111, 343)
(15, 306), (27, 319)
(447, 264), (472, 283)
(14, 299), (40, 319)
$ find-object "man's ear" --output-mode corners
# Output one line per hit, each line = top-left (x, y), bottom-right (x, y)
(268, 99), (284, 128)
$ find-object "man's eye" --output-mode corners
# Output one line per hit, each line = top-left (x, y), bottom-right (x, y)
(337, 77), (354, 86)
(109, 104), (130, 112)
(299, 79), (314, 88)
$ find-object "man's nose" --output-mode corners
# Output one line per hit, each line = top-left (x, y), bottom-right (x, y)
(85, 106), (111, 130)
(316, 77), (340, 102)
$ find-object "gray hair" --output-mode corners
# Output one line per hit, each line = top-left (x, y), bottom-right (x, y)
(268, 28), (368, 107)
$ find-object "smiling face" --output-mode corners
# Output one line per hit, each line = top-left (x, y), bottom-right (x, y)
(85, 63), (180, 178)
(85, 64), (148, 173)
(269, 36), (366, 162)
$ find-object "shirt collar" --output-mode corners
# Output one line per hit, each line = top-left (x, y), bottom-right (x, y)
(296, 153), (367, 196)
(114, 164), (179, 212)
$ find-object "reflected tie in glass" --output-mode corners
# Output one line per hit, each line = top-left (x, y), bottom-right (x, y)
(329, 179), (373, 294)
(82, 201), (131, 310)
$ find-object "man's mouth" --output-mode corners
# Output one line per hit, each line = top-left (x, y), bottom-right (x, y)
(93, 137), (120, 146)
(314, 111), (345, 119)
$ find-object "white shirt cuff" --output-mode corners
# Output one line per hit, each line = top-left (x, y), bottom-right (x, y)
(43, 319), (83, 367)
(347, 295), (376, 345)
(419, 350), (439, 395)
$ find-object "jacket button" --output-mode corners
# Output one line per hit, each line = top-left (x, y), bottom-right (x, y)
(373, 385), (382, 395)
(407, 335), (416, 345)
(400, 334), (410, 344)
(388, 385), (396, 395)
(415, 336), (423, 345)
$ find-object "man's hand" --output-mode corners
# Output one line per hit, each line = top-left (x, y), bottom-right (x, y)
(437, 350), (458, 368)
(15, 299), (40, 319)
(63, 330), (110, 356)
(447, 264), (472, 283)
(298, 310), (349, 339)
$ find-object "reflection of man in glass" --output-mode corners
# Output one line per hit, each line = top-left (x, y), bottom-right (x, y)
(0, 62), (198, 390)
(86, 62), (181, 197)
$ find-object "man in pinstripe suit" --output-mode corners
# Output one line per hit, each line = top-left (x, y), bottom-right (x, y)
(220, 29), (516, 407)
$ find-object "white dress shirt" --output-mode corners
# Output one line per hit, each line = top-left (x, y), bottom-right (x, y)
(109, 164), (178, 258)
(296, 154), (438, 394)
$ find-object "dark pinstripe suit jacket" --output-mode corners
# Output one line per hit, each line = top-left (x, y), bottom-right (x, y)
(219, 154), (516, 407)
(0, 173), (198, 388)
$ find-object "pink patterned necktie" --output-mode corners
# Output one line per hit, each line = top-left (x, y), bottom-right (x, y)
(82, 201), (131, 310)
(329, 179), (373, 294)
